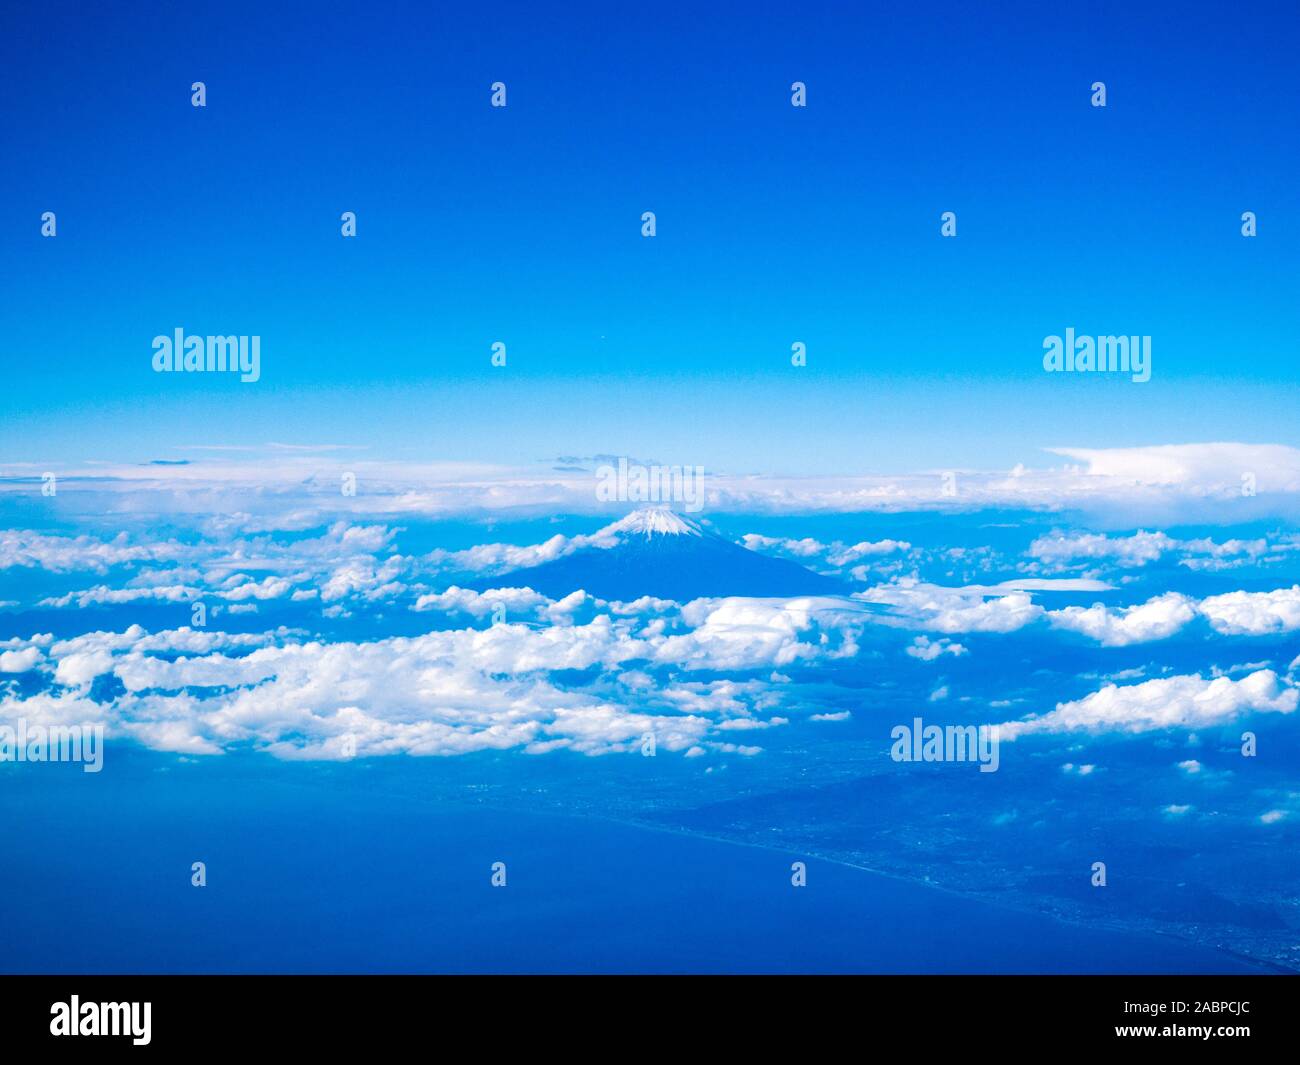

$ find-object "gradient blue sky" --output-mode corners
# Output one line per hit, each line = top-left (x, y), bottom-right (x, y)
(2, 0), (1297, 473)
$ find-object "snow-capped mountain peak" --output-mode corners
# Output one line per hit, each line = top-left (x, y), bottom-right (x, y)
(601, 507), (705, 539)
(472, 506), (846, 600)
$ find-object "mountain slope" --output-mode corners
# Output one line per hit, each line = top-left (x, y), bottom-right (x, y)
(474, 508), (848, 601)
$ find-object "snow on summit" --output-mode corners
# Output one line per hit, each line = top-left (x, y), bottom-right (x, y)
(603, 508), (705, 538)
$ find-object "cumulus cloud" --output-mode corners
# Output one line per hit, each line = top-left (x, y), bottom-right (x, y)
(39, 574), (308, 610)
(1027, 529), (1277, 573)
(0, 647), (42, 672)
(8, 452), (1300, 772)
(856, 580), (1043, 634)
(1037, 586), (1300, 645)
(1198, 586), (1300, 636)
(906, 636), (968, 661)
(0, 622), (704, 758)
(998, 670), (1298, 739)
(40, 585), (201, 608)
(422, 526), (626, 578)
(656, 597), (868, 669)
(1029, 530), (1176, 568)
(1047, 593), (1198, 647)
(0, 591), (878, 759)
(21, 520), (411, 612)
(852, 577), (1300, 646)
(413, 585), (551, 619)
(740, 534), (911, 572)
(0, 529), (187, 573)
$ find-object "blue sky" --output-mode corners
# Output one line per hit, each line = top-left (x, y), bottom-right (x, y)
(2, 0), (1299, 473)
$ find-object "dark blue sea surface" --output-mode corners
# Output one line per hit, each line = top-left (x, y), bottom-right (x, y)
(0, 750), (1266, 974)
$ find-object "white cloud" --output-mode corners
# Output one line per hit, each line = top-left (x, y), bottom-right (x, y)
(53, 650), (117, 689)
(412, 585), (551, 619)
(2, 622), (715, 758)
(40, 585), (200, 608)
(656, 597), (867, 670)
(224, 576), (295, 601)
(1028, 529), (1276, 573)
(1029, 527), (1274, 574)
(1019, 586), (1300, 646)
(906, 635), (968, 661)
(0, 529), (187, 573)
(1047, 592), (1197, 647)
(856, 580), (1043, 634)
(0, 647), (42, 672)
(423, 526), (626, 578)
(11, 442), (1300, 523)
(1029, 530), (1175, 567)
(1198, 586), (1300, 636)
(1047, 443), (1300, 491)
(741, 534), (911, 570)
(21, 520), (412, 611)
(998, 670), (1298, 739)
(0, 596), (876, 759)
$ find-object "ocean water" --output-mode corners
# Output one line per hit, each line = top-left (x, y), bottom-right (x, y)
(0, 750), (1265, 974)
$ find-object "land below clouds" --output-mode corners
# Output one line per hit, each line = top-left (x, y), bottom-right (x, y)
(0, 746), (1274, 975)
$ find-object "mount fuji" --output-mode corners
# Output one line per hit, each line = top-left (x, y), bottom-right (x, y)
(475, 508), (848, 601)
